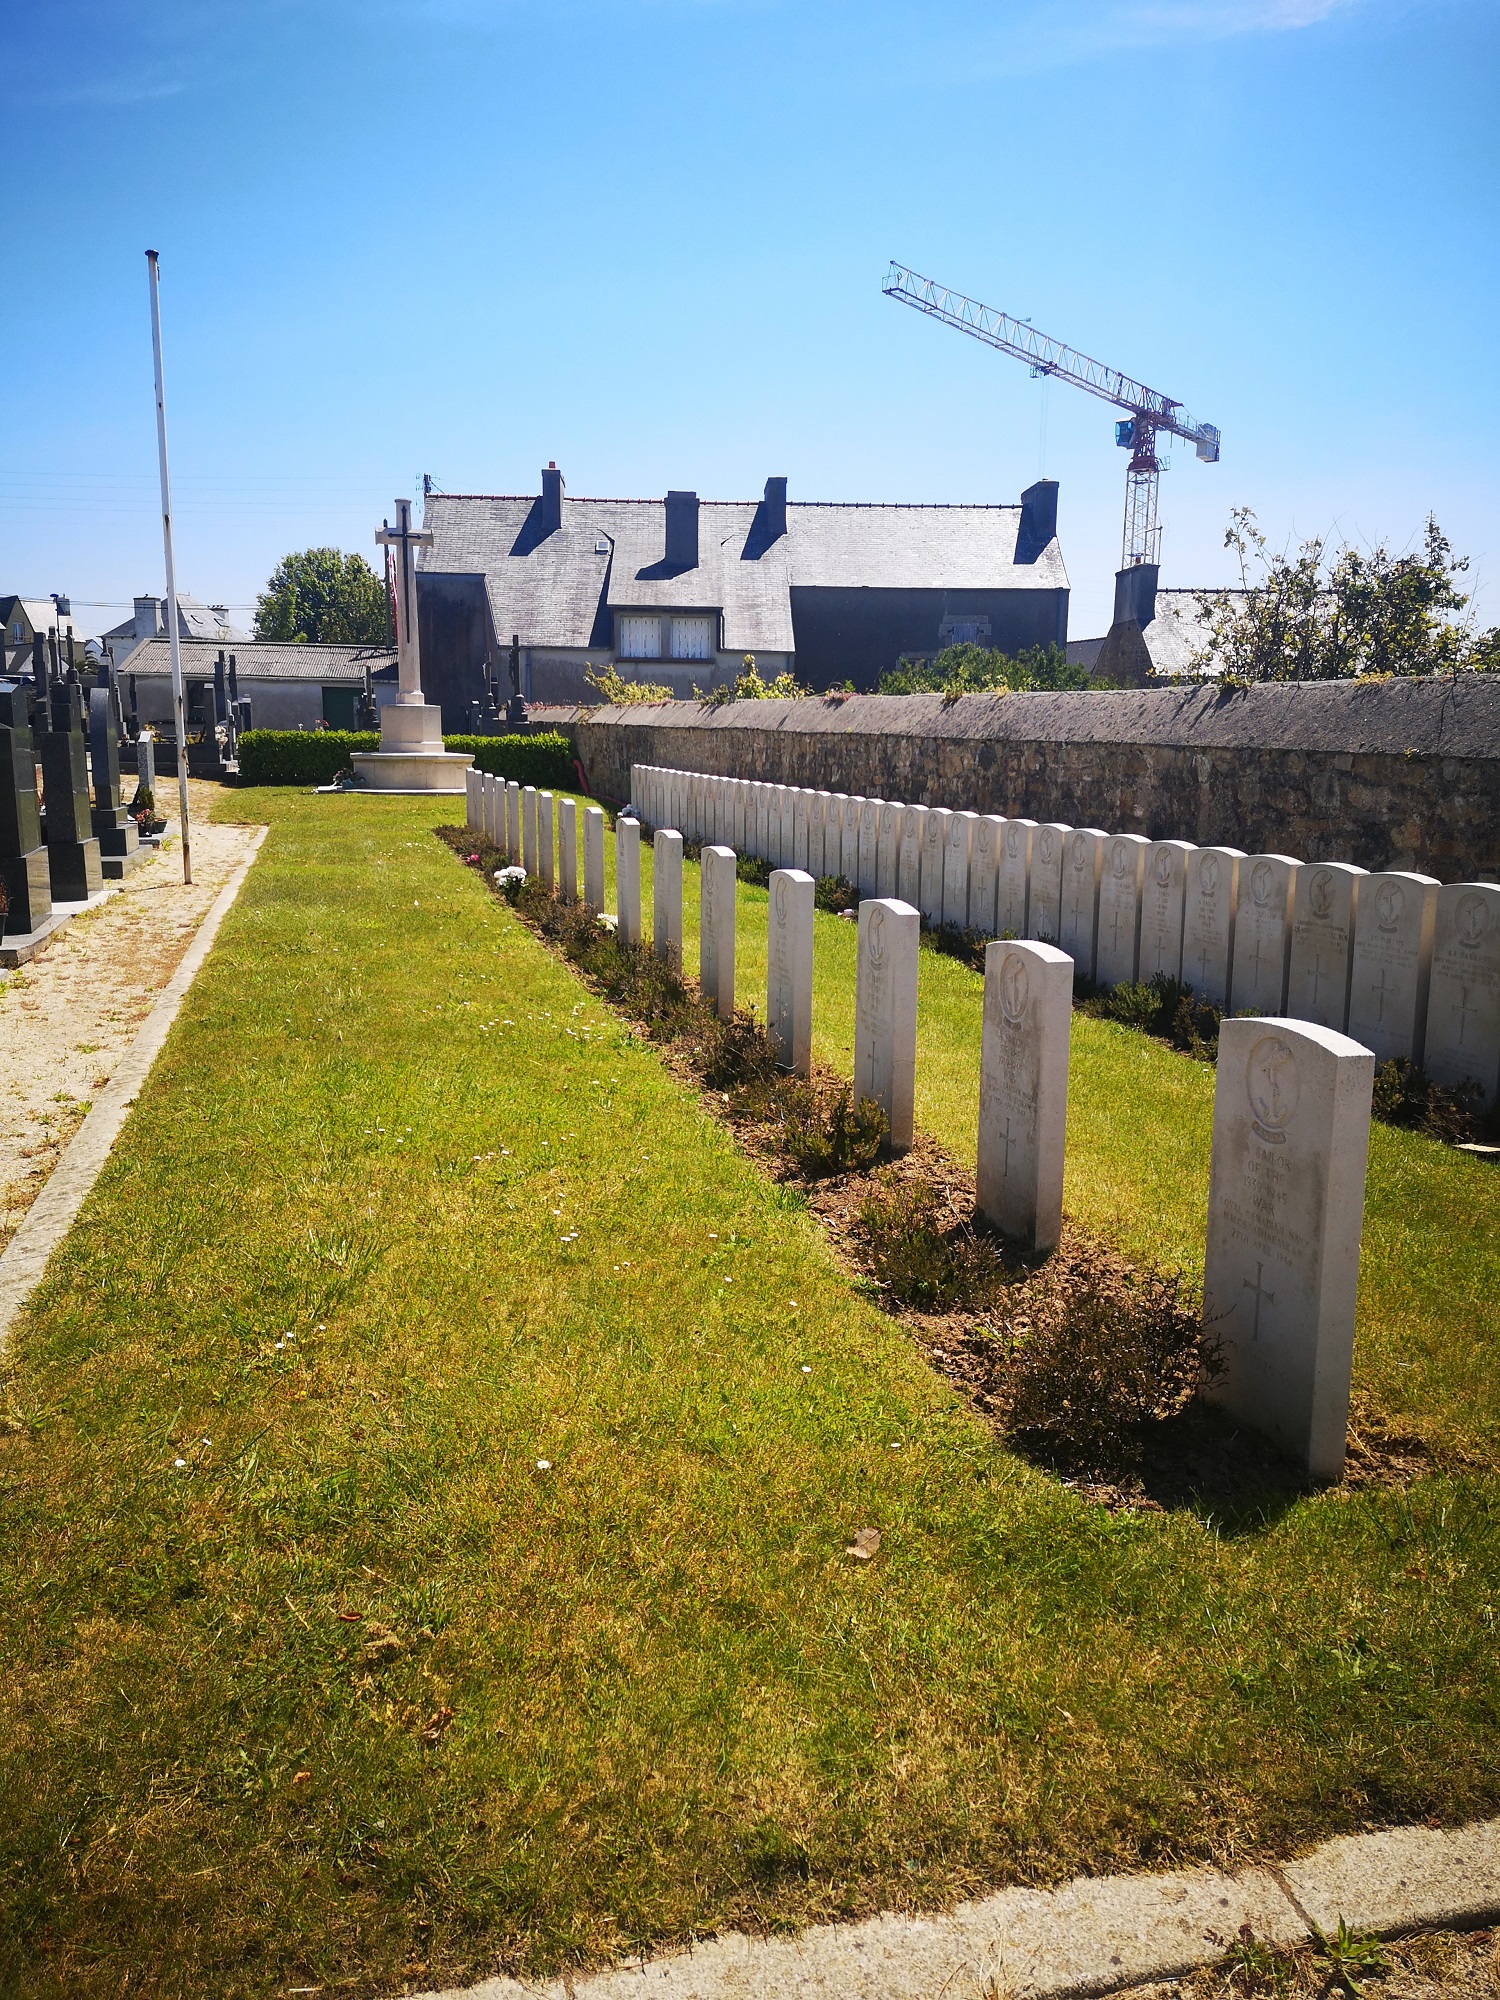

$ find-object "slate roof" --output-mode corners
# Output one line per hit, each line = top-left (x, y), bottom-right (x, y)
(1141, 589), (1244, 678)
(420, 493), (1069, 654)
(121, 638), (396, 684)
(104, 595), (249, 647)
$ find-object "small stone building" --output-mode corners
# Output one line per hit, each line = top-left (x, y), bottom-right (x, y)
(415, 466), (1071, 724)
(122, 638), (396, 732)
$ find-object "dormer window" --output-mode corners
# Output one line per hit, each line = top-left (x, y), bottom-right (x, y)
(618, 615), (661, 660)
(670, 616), (713, 661)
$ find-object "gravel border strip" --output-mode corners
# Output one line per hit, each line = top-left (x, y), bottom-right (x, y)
(406, 1817), (1500, 2000)
(0, 825), (268, 1357)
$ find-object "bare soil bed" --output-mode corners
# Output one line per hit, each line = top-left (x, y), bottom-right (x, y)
(0, 785), (262, 1253)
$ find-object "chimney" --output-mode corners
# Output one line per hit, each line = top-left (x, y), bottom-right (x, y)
(665, 490), (699, 570)
(134, 595), (163, 640)
(1113, 562), (1159, 629)
(51, 592), (71, 619)
(541, 462), (564, 535)
(762, 476), (787, 541)
(1017, 478), (1058, 562)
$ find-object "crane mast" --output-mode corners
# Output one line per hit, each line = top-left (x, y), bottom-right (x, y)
(882, 262), (1220, 571)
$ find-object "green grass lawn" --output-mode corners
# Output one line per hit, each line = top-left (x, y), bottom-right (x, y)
(0, 789), (1496, 2000)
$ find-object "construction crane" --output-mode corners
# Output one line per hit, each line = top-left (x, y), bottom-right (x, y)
(882, 261), (1220, 573)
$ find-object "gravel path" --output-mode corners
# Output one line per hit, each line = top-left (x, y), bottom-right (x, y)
(0, 786), (262, 1253)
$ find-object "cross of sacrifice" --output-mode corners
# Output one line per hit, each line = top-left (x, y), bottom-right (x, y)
(1242, 1261), (1276, 1340)
(376, 498), (434, 704)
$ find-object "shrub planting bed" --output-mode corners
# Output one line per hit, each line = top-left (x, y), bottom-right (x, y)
(237, 728), (573, 789)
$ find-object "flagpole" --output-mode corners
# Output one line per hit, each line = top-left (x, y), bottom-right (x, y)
(146, 248), (192, 886)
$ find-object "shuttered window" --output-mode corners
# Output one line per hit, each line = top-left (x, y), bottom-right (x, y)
(617, 615), (661, 660)
(670, 616), (713, 661)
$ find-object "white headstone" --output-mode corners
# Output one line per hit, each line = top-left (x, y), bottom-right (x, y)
(842, 794), (864, 885)
(653, 827), (683, 973)
(557, 796), (577, 903)
(506, 781), (521, 861)
(977, 938), (1072, 1252)
(583, 805), (605, 911)
(521, 786), (538, 876)
(488, 774), (504, 853)
(465, 768), (479, 835)
(1094, 832), (1149, 988)
(1059, 827), (1106, 981)
(969, 815), (1003, 938)
(1203, 1016), (1375, 1481)
(898, 804), (925, 907)
(854, 898), (919, 1151)
(858, 796), (881, 898)
(535, 791), (554, 892)
(877, 800), (904, 899)
(756, 783), (772, 861)
(700, 844), (737, 1018)
(138, 732), (157, 799)
(1230, 855), (1301, 1016)
(810, 791), (831, 879)
(793, 789), (811, 872)
(943, 811), (977, 930)
(1288, 862), (1365, 1032)
(920, 808), (949, 925)
(1027, 822), (1070, 944)
(997, 817), (1035, 938)
(1345, 871), (1438, 1063)
(1138, 839), (1195, 985)
(617, 817), (642, 946)
(767, 867), (815, 1075)
(732, 779), (748, 855)
(778, 786), (796, 868)
(1182, 846), (1244, 1007)
(1423, 881), (1500, 1108)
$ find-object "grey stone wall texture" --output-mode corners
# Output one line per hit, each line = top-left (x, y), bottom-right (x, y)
(561, 676), (1499, 883)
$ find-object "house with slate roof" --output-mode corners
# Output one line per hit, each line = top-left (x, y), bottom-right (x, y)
(122, 637), (396, 732)
(414, 466), (1071, 722)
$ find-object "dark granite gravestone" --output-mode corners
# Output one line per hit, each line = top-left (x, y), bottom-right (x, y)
(41, 673), (104, 902)
(89, 685), (142, 878)
(0, 681), (52, 941)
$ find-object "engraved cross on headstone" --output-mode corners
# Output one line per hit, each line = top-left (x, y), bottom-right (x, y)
(1455, 983), (1478, 1047)
(1308, 951), (1327, 1010)
(1373, 967), (1392, 1022)
(375, 498), (434, 705)
(1242, 1260), (1276, 1340)
(1000, 1116), (1015, 1178)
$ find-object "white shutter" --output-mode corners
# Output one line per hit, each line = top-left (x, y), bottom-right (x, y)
(670, 616), (712, 661)
(618, 615), (661, 660)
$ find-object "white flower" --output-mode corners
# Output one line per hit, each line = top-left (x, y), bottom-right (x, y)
(536, 1459), (551, 1473)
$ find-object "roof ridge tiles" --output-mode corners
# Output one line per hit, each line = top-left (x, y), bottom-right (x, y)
(429, 493), (1020, 510)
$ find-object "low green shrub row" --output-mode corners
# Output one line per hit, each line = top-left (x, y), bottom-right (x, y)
(236, 729), (574, 789)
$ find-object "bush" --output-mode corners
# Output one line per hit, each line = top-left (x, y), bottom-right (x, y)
(858, 1178), (995, 1311)
(236, 729), (573, 789)
(781, 1084), (888, 1177)
(815, 874), (858, 914)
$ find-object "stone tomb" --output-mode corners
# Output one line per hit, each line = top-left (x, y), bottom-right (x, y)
(40, 678), (104, 903)
(1095, 832), (1149, 988)
(557, 797), (577, 903)
(1231, 855), (1300, 1016)
(898, 805), (925, 907)
(1059, 828), (1106, 981)
(1423, 881), (1500, 1108)
(616, 817), (642, 945)
(0, 683), (52, 941)
(1203, 1017), (1375, 1481)
(1346, 871), (1438, 1063)
(1182, 847), (1243, 1008)
(583, 806), (605, 911)
(1288, 861), (1365, 1031)
(1139, 839), (1196, 985)
(920, 808), (948, 926)
(1027, 823), (1069, 945)
(767, 867), (815, 1076)
(943, 811), (976, 930)
(969, 815), (1003, 938)
(976, 938), (1072, 1253)
(854, 897), (919, 1151)
(997, 818), (1035, 939)
(653, 828), (683, 973)
(700, 844), (736, 1018)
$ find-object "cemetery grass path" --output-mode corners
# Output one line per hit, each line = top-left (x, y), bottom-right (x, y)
(0, 791), (1496, 2000)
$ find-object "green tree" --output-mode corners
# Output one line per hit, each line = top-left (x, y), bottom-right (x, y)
(875, 641), (1091, 697)
(254, 548), (388, 644)
(1194, 508), (1498, 682)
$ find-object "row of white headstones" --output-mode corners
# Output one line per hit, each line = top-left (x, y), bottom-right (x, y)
(628, 763), (1500, 1109)
(464, 766), (1466, 1483)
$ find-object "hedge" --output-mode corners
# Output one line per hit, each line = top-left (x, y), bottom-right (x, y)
(236, 730), (575, 790)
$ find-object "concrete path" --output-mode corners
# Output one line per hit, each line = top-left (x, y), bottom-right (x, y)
(0, 823), (267, 1355)
(410, 1816), (1500, 2000)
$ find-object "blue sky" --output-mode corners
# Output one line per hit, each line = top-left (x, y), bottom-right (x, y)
(4, 0), (1496, 642)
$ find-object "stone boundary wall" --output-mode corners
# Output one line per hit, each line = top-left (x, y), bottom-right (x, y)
(552, 677), (1500, 883)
